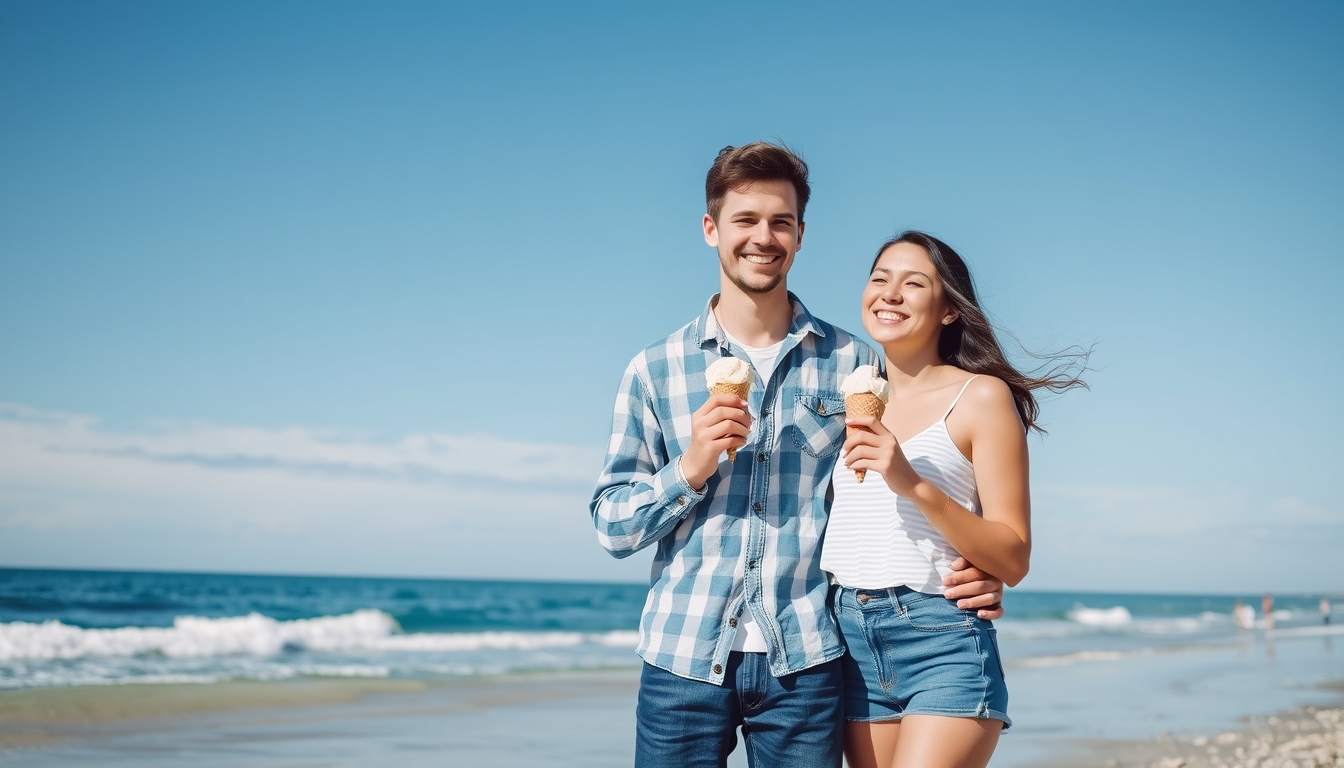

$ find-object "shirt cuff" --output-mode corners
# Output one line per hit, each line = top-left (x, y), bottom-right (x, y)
(671, 456), (708, 512)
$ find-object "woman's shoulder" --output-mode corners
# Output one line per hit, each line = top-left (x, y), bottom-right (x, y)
(949, 372), (1017, 417)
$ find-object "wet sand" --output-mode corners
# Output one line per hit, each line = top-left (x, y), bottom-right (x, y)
(1036, 683), (1344, 767)
(0, 671), (643, 766)
(2, 663), (1341, 766)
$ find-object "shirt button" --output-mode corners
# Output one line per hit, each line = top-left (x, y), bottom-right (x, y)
(729, 617), (738, 627)
(752, 502), (763, 511)
(748, 561), (757, 569)
(677, 496), (686, 505)
(713, 664), (723, 674)
(756, 454), (766, 463)
(857, 593), (870, 604)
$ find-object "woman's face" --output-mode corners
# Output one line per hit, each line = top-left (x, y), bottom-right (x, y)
(861, 242), (959, 351)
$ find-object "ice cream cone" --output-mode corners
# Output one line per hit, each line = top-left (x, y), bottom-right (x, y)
(845, 392), (886, 482)
(710, 381), (752, 460)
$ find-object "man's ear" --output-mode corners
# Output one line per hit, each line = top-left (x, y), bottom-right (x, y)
(796, 220), (805, 251)
(703, 213), (719, 248)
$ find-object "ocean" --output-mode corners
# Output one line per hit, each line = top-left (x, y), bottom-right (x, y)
(2, 568), (1341, 767)
(0, 567), (1331, 692)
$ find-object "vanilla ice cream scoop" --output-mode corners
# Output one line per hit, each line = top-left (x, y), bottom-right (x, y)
(840, 365), (889, 401)
(705, 357), (753, 461)
(841, 366), (888, 483)
(705, 357), (753, 387)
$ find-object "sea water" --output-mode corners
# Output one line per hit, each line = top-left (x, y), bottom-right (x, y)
(0, 568), (1336, 692)
(0, 569), (645, 688)
(2, 569), (1341, 766)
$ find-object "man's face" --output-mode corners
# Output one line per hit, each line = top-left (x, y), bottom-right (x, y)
(703, 180), (804, 296)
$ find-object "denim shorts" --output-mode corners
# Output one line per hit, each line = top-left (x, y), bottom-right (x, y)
(835, 585), (1011, 728)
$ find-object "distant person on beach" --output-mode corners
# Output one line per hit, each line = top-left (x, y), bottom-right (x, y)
(1323, 598), (1332, 625)
(822, 231), (1086, 768)
(590, 143), (1006, 768)
(1263, 593), (1275, 630)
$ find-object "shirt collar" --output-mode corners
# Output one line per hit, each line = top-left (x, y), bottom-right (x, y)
(694, 291), (826, 351)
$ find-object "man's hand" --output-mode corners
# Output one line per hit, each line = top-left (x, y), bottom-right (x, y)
(943, 556), (1005, 620)
(680, 392), (752, 489)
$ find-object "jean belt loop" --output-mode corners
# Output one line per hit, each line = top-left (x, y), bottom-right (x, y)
(887, 587), (901, 613)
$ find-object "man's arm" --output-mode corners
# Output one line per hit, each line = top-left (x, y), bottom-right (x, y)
(944, 556), (1006, 620)
(589, 362), (707, 559)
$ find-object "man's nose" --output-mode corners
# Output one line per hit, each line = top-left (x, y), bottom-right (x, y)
(751, 222), (774, 244)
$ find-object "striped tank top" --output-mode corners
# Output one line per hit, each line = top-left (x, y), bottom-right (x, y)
(821, 376), (981, 593)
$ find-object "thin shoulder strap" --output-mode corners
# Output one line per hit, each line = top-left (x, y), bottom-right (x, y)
(941, 376), (979, 421)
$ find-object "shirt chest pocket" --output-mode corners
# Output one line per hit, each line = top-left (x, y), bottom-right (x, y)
(790, 392), (847, 458)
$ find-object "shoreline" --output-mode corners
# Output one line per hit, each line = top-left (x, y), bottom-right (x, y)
(1035, 681), (1344, 768)
(2, 670), (1340, 766)
(0, 669), (641, 754)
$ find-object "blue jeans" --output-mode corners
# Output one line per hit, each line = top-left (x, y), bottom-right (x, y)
(635, 653), (845, 768)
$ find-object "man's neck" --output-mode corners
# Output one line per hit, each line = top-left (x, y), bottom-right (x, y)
(714, 280), (793, 348)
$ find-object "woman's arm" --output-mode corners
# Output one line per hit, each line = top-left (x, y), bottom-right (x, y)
(842, 376), (1032, 586)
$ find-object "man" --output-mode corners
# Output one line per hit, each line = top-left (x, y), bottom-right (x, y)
(590, 142), (1004, 767)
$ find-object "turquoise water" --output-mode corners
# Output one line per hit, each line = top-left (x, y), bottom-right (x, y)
(1, 567), (1335, 693)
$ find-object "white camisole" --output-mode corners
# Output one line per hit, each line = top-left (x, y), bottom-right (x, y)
(821, 377), (982, 593)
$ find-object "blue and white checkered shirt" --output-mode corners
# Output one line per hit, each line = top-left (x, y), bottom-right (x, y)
(591, 294), (880, 684)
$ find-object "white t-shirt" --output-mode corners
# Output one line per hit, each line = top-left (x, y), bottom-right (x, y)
(721, 329), (786, 653)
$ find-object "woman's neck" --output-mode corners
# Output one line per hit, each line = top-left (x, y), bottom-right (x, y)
(883, 345), (951, 393)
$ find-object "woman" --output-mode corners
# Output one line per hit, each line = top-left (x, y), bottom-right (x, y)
(821, 231), (1085, 768)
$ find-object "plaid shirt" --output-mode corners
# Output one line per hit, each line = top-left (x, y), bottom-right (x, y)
(591, 293), (879, 684)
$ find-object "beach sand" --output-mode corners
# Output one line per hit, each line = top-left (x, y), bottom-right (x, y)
(1038, 698), (1344, 767)
(0, 670), (645, 767)
(2, 633), (1340, 767)
(4, 674), (1340, 767)
(0, 678), (429, 749)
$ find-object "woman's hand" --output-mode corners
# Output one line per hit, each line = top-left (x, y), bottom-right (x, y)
(842, 414), (920, 496)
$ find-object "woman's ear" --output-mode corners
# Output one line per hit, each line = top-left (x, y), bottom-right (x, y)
(942, 310), (960, 326)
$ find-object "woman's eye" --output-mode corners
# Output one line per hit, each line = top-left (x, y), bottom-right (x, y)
(905, 281), (924, 288)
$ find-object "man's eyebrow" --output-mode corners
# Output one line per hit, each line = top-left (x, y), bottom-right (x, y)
(728, 209), (797, 221)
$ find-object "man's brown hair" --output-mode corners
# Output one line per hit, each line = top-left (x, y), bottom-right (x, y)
(704, 142), (811, 222)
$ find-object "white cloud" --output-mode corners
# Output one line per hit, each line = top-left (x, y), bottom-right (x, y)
(0, 403), (649, 582)
(4, 403), (1336, 592)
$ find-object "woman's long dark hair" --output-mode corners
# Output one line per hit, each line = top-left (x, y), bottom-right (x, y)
(872, 231), (1088, 433)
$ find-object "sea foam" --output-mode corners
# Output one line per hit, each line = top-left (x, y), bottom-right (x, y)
(0, 611), (640, 662)
(1066, 605), (1134, 628)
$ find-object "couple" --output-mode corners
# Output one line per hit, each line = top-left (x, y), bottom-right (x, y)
(591, 142), (1075, 768)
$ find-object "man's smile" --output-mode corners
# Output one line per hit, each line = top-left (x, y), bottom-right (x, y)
(741, 250), (783, 265)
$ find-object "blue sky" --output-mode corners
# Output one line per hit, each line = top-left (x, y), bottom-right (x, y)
(1, 1), (1341, 593)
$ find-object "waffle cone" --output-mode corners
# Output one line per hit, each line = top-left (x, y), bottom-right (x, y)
(710, 381), (752, 460)
(845, 393), (887, 483)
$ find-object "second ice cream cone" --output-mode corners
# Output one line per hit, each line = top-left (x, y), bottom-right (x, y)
(845, 392), (886, 482)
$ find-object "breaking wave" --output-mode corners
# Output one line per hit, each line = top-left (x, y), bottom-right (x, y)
(0, 610), (640, 662)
